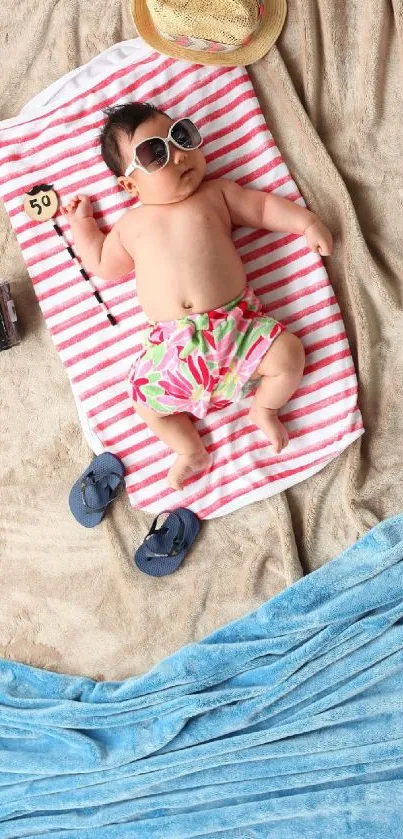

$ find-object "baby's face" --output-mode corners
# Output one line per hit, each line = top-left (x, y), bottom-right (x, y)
(117, 113), (206, 205)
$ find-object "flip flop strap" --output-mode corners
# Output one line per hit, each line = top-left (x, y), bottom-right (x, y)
(145, 511), (185, 558)
(80, 471), (124, 512)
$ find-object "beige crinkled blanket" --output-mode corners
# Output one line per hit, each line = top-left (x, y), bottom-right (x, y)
(0, 0), (402, 680)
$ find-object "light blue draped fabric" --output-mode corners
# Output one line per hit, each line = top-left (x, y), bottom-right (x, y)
(1, 515), (403, 838)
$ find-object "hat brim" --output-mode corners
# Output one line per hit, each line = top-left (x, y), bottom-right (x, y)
(131, 0), (287, 67)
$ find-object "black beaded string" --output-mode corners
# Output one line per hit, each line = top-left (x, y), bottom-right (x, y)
(53, 221), (116, 326)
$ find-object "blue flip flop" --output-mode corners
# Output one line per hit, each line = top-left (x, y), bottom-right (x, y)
(135, 508), (200, 577)
(69, 452), (125, 528)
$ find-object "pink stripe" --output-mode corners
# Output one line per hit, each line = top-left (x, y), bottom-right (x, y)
(205, 127), (273, 166)
(265, 277), (331, 313)
(303, 348), (351, 376)
(198, 434), (362, 518)
(54, 309), (140, 351)
(204, 107), (262, 145)
(77, 372), (127, 401)
(191, 86), (255, 126)
(39, 272), (135, 309)
(283, 385), (358, 423)
(55, 270), (336, 382)
(11, 76), (249, 236)
(0, 135), (100, 190)
(119, 368), (354, 472)
(238, 166), (288, 189)
(3, 62), (241, 188)
(0, 55), (176, 159)
(16, 153), (107, 205)
(251, 258), (322, 289)
(65, 325), (135, 368)
(56, 318), (111, 349)
(93, 375), (359, 455)
(96, 406), (139, 432)
(206, 404), (361, 455)
(203, 382), (358, 441)
(3, 62), (212, 204)
(71, 344), (135, 384)
(132, 419), (363, 510)
(77, 342), (352, 406)
(37, 275), (90, 303)
(103, 419), (148, 448)
(0, 119), (105, 175)
(304, 331), (347, 356)
(26, 243), (68, 269)
(284, 300), (338, 329)
(0, 51), (161, 151)
(116, 368), (357, 463)
(248, 245), (311, 279)
(119, 436), (167, 464)
(160, 66), (231, 111)
(122, 400), (362, 465)
(295, 366), (355, 399)
(199, 406), (249, 438)
(43, 291), (94, 318)
(136, 454), (333, 511)
(49, 305), (101, 336)
(294, 310), (341, 336)
(184, 74), (248, 120)
(28, 202), (294, 278)
(212, 150), (282, 182)
(32, 254), (78, 286)
(198, 418), (364, 506)
(126, 415), (358, 485)
(235, 228), (264, 249)
(242, 233), (298, 264)
(49, 288), (135, 336)
(44, 298), (137, 338)
(19, 225), (67, 251)
(86, 391), (130, 418)
(8, 65), (233, 228)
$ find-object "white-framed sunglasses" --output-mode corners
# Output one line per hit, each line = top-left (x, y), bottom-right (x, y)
(124, 118), (203, 177)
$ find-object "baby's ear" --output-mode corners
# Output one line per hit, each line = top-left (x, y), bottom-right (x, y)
(118, 176), (139, 197)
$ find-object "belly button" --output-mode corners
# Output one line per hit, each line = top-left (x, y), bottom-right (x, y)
(183, 301), (193, 310)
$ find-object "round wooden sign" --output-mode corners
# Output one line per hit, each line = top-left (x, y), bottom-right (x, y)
(23, 184), (59, 222)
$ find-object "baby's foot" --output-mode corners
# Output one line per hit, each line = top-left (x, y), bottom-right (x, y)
(168, 450), (212, 491)
(249, 406), (289, 454)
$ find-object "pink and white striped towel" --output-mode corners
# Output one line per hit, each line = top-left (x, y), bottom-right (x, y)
(0, 40), (363, 519)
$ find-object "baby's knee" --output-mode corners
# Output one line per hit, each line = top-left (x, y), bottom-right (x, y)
(280, 331), (305, 374)
(259, 330), (305, 377)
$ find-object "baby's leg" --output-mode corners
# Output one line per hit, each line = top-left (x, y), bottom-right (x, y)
(249, 331), (305, 453)
(134, 403), (212, 491)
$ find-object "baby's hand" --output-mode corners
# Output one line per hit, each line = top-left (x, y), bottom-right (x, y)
(61, 194), (93, 221)
(304, 218), (333, 256)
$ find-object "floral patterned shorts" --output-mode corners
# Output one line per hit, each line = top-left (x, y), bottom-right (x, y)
(127, 286), (285, 419)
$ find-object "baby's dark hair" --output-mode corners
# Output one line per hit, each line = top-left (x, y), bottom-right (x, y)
(100, 102), (167, 177)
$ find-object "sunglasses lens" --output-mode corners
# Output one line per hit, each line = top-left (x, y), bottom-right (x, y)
(136, 137), (168, 173)
(171, 119), (202, 150)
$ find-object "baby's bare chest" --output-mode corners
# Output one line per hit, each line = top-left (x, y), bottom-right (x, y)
(123, 192), (231, 258)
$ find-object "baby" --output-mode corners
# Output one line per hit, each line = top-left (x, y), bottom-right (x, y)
(62, 103), (333, 490)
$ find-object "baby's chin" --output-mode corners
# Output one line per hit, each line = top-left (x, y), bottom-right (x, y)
(139, 172), (204, 205)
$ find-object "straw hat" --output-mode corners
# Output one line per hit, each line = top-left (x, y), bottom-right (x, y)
(131, 1), (287, 66)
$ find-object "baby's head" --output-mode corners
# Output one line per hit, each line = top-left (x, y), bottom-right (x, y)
(100, 102), (206, 205)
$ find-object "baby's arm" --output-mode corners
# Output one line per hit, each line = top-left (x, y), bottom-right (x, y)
(61, 195), (134, 281)
(220, 179), (333, 256)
